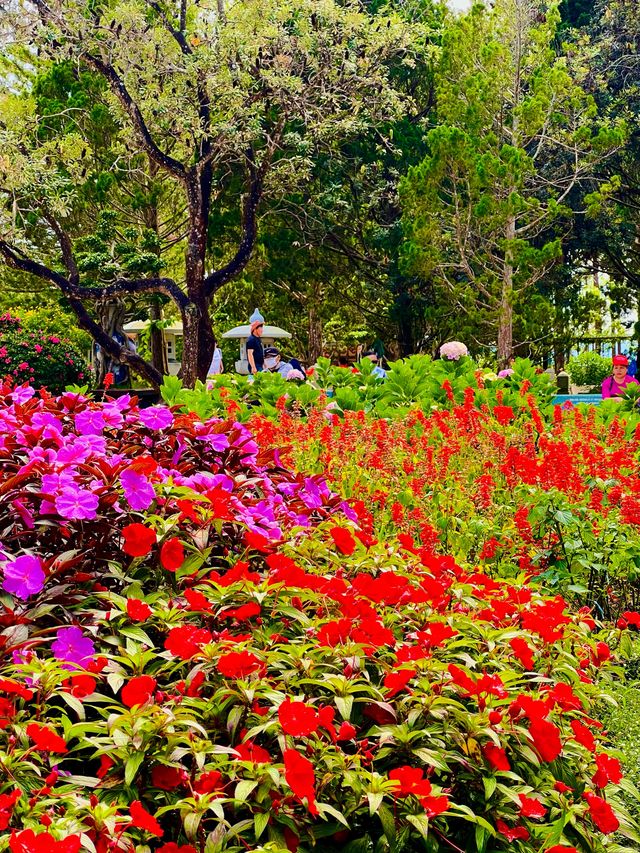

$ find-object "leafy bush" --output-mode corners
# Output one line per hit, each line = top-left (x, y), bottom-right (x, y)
(566, 352), (613, 387)
(0, 313), (87, 393)
(161, 356), (556, 422)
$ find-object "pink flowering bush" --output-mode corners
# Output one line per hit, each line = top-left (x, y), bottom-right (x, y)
(0, 314), (86, 393)
(0, 383), (638, 852)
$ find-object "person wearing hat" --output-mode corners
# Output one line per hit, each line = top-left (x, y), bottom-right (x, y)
(246, 314), (265, 374)
(601, 354), (639, 398)
(264, 347), (306, 380)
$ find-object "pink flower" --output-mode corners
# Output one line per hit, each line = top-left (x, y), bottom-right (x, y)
(139, 406), (174, 431)
(75, 409), (107, 435)
(17, 362), (29, 371)
(34, 344), (42, 353)
(52, 626), (95, 668)
(120, 469), (156, 511)
(55, 487), (99, 521)
(9, 385), (36, 404)
(2, 554), (45, 600)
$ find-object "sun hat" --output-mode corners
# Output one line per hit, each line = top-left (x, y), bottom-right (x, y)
(612, 354), (629, 366)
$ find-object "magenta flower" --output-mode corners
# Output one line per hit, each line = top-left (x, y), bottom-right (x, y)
(9, 385), (36, 404)
(120, 469), (156, 511)
(52, 626), (95, 669)
(75, 409), (107, 435)
(55, 487), (99, 521)
(2, 554), (45, 600)
(138, 406), (174, 431)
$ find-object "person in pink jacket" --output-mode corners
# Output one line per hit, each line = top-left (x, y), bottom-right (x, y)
(601, 354), (639, 398)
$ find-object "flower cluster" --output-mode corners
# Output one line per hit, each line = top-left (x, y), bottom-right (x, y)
(0, 315), (85, 393)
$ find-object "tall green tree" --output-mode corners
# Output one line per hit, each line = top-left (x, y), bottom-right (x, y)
(400, 0), (625, 365)
(0, 0), (412, 386)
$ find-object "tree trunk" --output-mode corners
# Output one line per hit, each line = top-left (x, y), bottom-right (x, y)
(94, 298), (128, 386)
(181, 173), (215, 387)
(497, 215), (516, 368)
(142, 161), (169, 378)
(149, 299), (169, 376)
(307, 299), (323, 363)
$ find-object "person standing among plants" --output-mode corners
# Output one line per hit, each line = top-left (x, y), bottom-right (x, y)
(246, 311), (265, 375)
(601, 354), (639, 398)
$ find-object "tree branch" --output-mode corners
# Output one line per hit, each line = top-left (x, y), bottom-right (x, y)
(0, 238), (191, 310)
(82, 53), (187, 181)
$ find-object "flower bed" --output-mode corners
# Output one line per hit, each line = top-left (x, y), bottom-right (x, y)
(0, 384), (638, 852)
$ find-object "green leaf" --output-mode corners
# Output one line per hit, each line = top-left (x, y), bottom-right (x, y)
(254, 811), (270, 840)
(407, 813), (430, 838)
(235, 780), (259, 802)
(367, 791), (384, 815)
(125, 752), (145, 786)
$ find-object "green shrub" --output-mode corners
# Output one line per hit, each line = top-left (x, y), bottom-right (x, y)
(0, 312), (87, 392)
(567, 351), (612, 387)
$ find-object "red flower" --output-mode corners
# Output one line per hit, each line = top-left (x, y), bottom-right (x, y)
(337, 721), (357, 741)
(278, 699), (320, 737)
(592, 753), (622, 788)
(554, 781), (573, 794)
(165, 625), (212, 659)
(221, 601), (261, 621)
(509, 637), (535, 670)
(9, 829), (81, 853)
(518, 793), (547, 819)
(528, 717), (562, 762)
(129, 800), (163, 837)
(122, 524), (157, 557)
(96, 755), (114, 779)
(193, 770), (224, 794)
(0, 678), (33, 701)
(384, 668), (416, 698)
(217, 650), (263, 678)
(184, 589), (211, 611)
(330, 526), (356, 556)
(495, 820), (529, 841)
(571, 720), (596, 752)
(121, 675), (156, 708)
(482, 743), (510, 771)
(151, 765), (186, 790)
(389, 766), (432, 798)
(234, 741), (271, 763)
(546, 847), (578, 853)
(584, 792), (620, 834)
(26, 723), (67, 753)
(127, 599), (152, 621)
(284, 749), (318, 815)
(160, 538), (185, 572)
(66, 674), (97, 698)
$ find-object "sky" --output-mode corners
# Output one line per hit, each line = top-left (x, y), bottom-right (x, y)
(447, 0), (473, 10)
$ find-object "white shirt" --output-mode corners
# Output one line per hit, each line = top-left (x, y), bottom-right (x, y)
(208, 347), (223, 375)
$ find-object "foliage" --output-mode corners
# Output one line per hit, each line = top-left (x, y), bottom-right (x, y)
(400, 0), (626, 364)
(567, 353), (614, 387)
(0, 313), (87, 393)
(1, 383), (639, 851)
(0, 0), (417, 386)
(161, 355), (556, 422)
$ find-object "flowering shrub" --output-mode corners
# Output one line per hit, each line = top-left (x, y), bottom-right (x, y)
(0, 314), (86, 393)
(0, 384), (639, 851)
